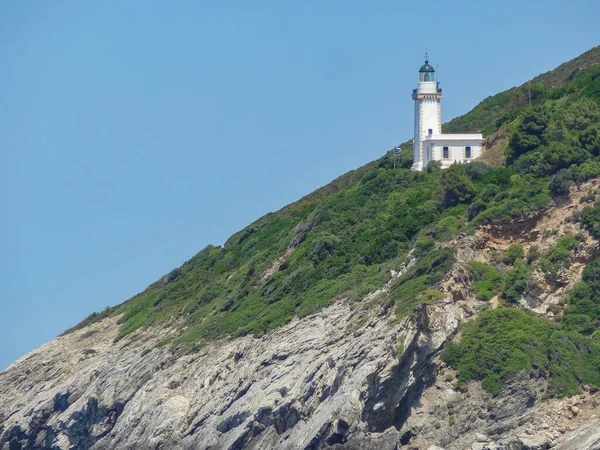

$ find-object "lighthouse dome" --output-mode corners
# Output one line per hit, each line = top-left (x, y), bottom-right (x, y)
(419, 62), (435, 73)
(418, 56), (435, 82)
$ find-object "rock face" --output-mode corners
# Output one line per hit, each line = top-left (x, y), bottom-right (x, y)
(0, 293), (464, 450)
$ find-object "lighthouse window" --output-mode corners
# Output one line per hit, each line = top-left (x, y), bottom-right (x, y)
(443, 147), (449, 159)
(465, 146), (472, 158)
(428, 128), (433, 136)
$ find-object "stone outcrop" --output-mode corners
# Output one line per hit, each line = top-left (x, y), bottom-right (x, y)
(0, 290), (465, 450)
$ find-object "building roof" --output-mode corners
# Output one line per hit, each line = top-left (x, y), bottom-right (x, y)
(423, 133), (483, 141)
(419, 62), (435, 73)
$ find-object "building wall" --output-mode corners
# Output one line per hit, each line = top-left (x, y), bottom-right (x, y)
(422, 138), (482, 169)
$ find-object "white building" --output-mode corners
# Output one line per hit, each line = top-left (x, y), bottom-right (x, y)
(411, 56), (483, 171)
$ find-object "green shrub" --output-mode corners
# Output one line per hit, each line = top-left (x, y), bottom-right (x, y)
(549, 169), (574, 197)
(391, 248), (454, 318)
(415, 289), (445, 304)
(579, 126), (600, 156)
(563, 259), (600, 335)
(527, 245), (542, 263)
(442, 308), (600, 397)
(465, 162), (491, 180)
(468, 200), (487, 221)
(581, 202), (600, 238)
(426, 160), (442, 173)
(309, 232), (341, 263)
(502, 264), (532, 302)
(438, 164), (475, 208)
(423, 216), (462, 242)
(506, 106), (549, 164)
(413, 236), (435, 257)
(470, 175), (551, 227)
(505, 244), (525, 265)
(571, 161), (600, 182)
(539, 234), (579, 280)
(468, 261), (503, 301)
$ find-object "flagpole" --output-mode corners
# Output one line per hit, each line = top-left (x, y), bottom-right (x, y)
(393, 147), (396, 170)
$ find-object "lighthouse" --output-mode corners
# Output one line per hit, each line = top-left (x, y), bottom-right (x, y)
(411, 55), (483, 171)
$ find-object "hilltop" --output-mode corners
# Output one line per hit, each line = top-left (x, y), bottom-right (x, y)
(2, 46), (600, 450)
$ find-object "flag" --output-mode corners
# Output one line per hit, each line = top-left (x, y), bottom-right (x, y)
(393, 146), (402, 154)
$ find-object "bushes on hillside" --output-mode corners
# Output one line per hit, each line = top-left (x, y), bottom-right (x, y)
(464, 161), (490, 180)
(442, 307), (600, 397)
(423, 216), (462, 242)
(413, 235), (435, 257)
(426, 160), (442, 173)
(468, 261), (503, 301)
(438, 164), (475, 208)
(570, 161), (600, 182)
(309, 232), (340, 263)
(502, 263), (532, 303)
(469, 174), (551, 226)
(390, 247), (454, 317)
(579, 126), (600, 156)
(505, 244), (525, 265)
(563, 259), (600, 335)
(581, 202), (600, 239)
(74, 60), (600, 354)
(548, 169), (574, 197)
(538, 234), (580, 282)
(506, 106), (549, 163)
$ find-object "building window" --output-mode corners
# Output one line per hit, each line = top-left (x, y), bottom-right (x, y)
(443, 146), (449, 159)
(465, 146), (472, 159)
(428, 128), (433, 136)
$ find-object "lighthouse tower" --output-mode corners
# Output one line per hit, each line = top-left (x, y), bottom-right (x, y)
(411, 55), (442, 171)
(410, 55), (483, 171)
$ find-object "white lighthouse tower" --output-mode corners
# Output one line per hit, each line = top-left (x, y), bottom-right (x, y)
(412, 55), (442, 171)
(411, 55), (483, 171)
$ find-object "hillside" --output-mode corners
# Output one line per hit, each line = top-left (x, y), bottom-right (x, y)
(444, 45), (600, 136)
(68, 45), (600, 352)
(3, 46), (600, 450)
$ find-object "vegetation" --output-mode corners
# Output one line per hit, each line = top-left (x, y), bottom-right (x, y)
(67, 47), (600, 400)
(468, 261), (503, 301)
(505, 244), (525, 265)
(389, 247), (454, 317)
(501, 263), (532, 303)
(548, 169), (574, 198)
(446, 256), (600, 397)
(581, 201), (600, 238)
(562, 260), (600, 335)
(443, 46), (600, 136)
(438, 164), (475, 207)
(79, 167), (469, 345)
(538, 234), (580, 281)
(443, 307), (600, 397)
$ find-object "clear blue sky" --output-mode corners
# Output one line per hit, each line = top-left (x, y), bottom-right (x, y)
(1, 1), (598, 369)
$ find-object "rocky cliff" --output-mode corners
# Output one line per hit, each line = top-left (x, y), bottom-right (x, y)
(3, 181), (600, 450)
